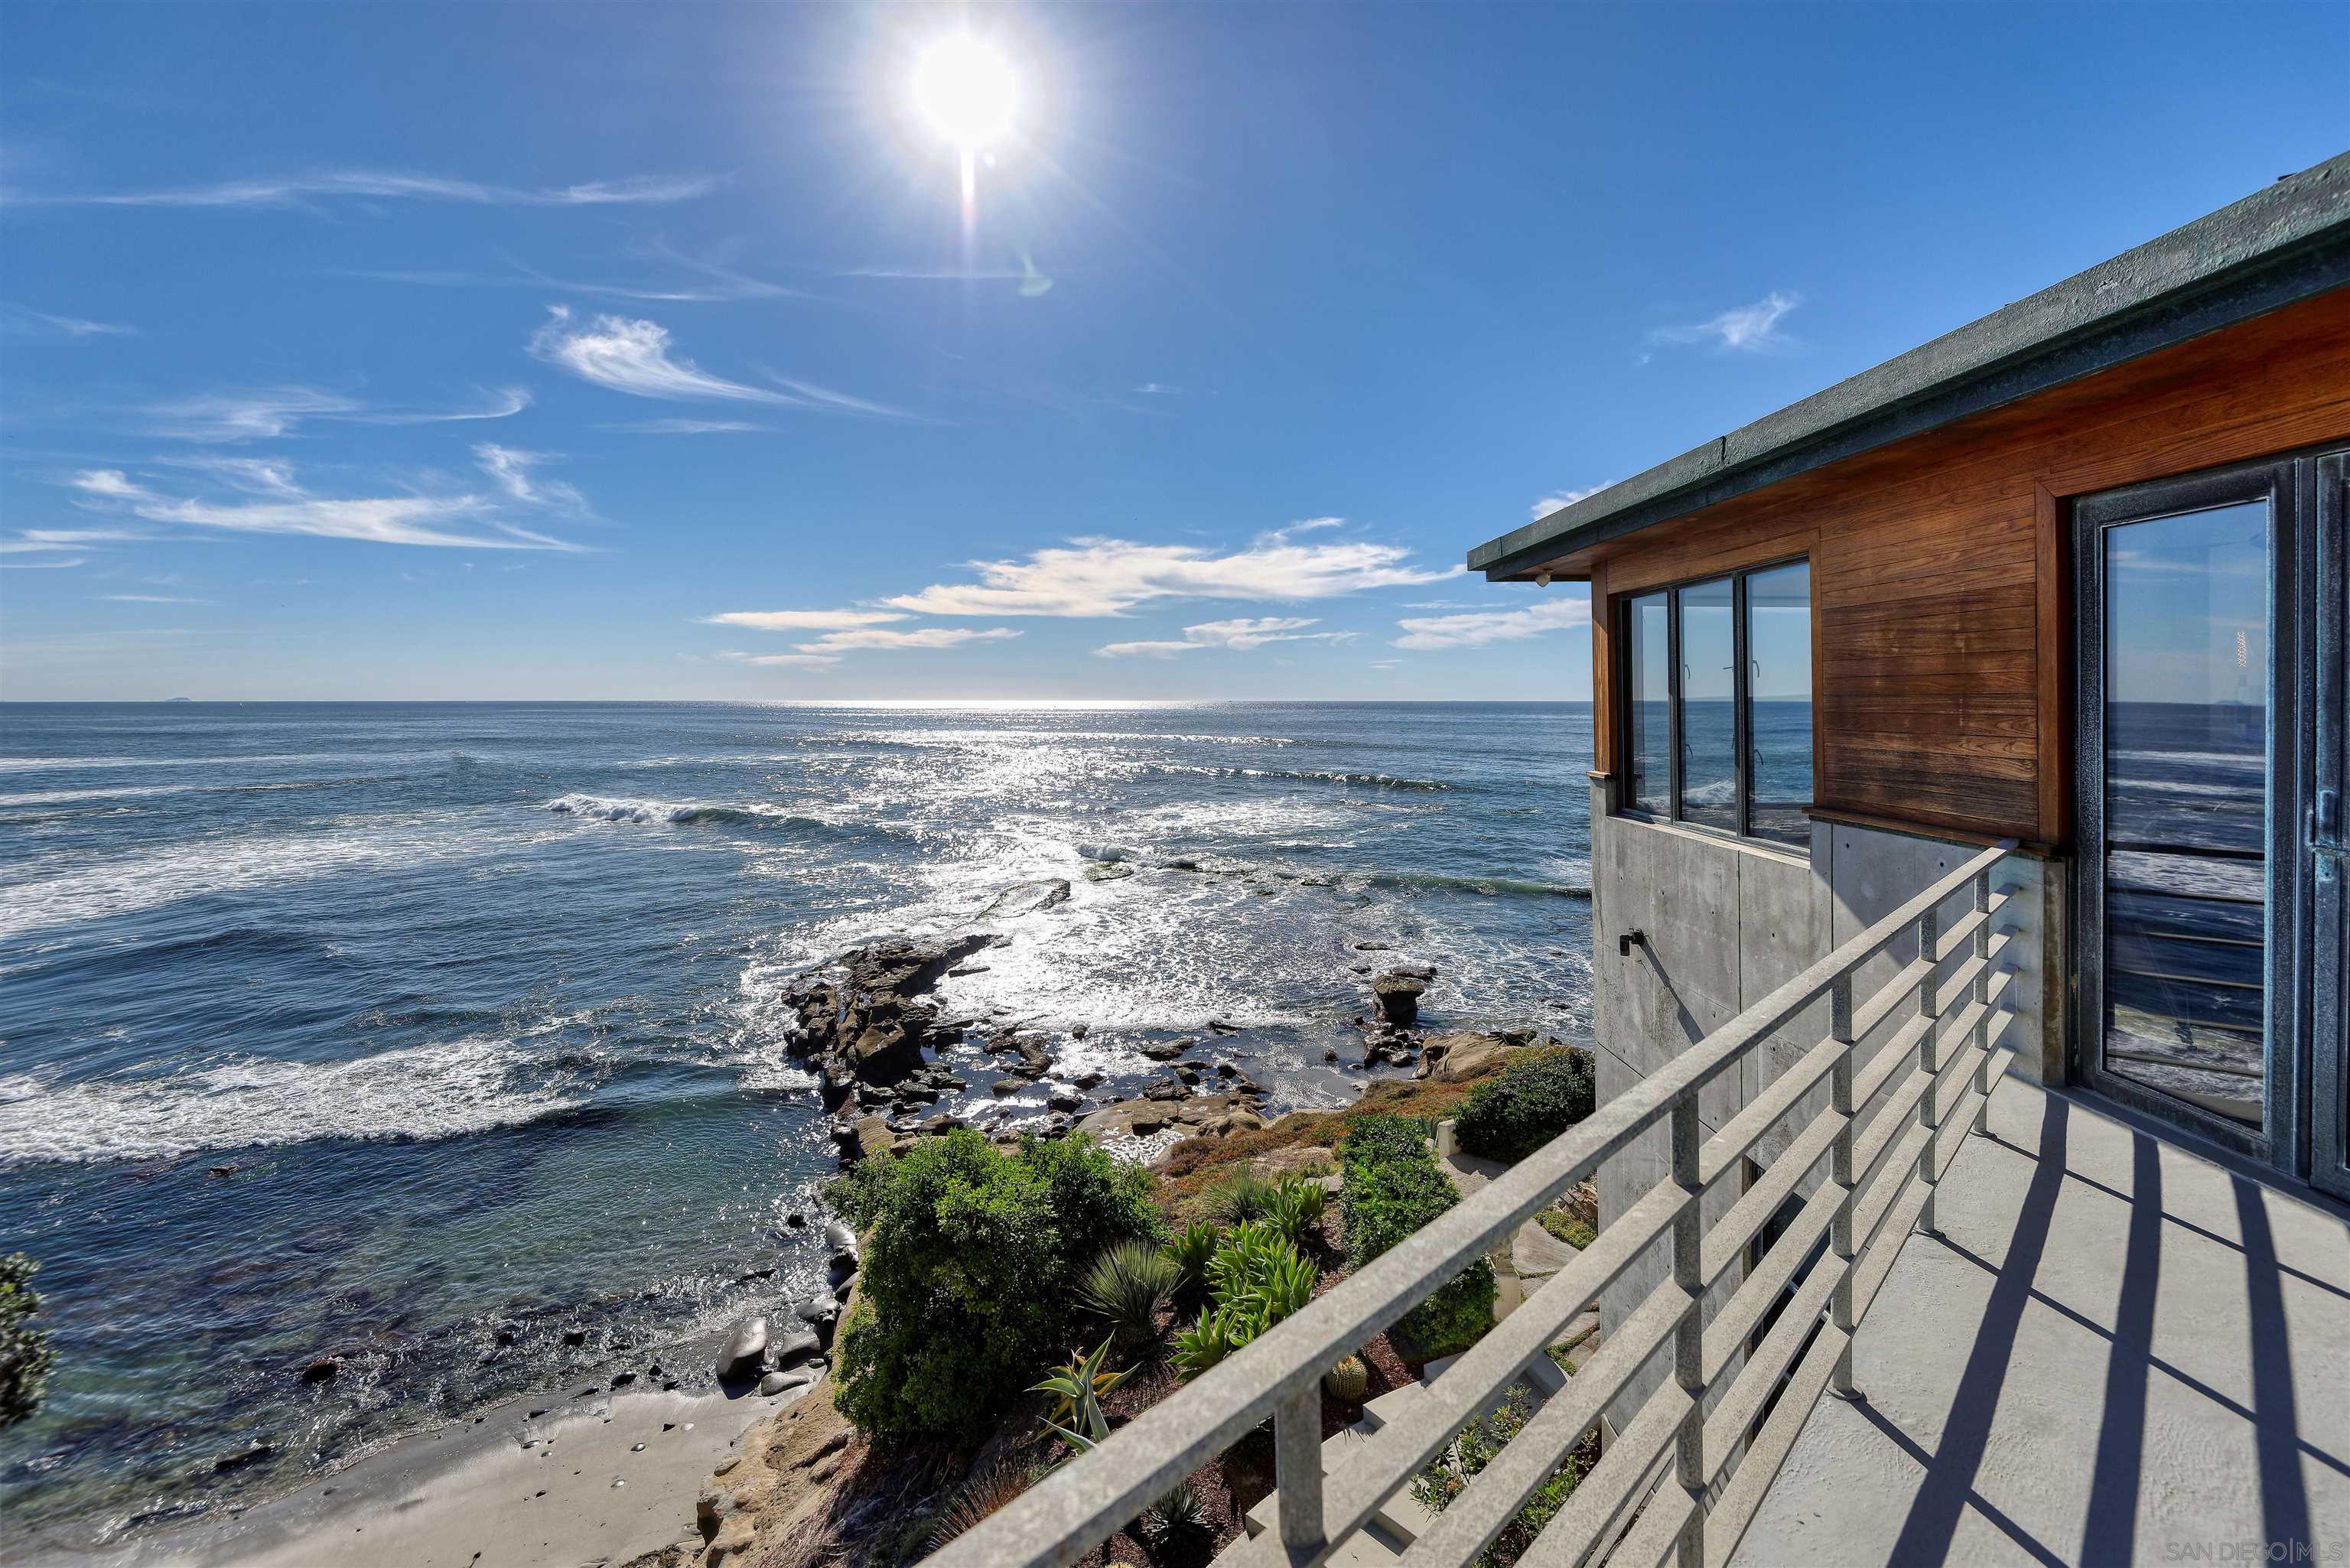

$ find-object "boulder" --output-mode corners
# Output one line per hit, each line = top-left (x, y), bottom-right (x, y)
(717, 1316), (769, 1380)
(1372, 971), (1426, 1026)
(823, 1220), (858, 1257)
(770, 1327), (823, 1367)
(759, 1370), (811, 1396)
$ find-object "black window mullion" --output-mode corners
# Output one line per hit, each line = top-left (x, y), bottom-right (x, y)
(1733, 571), (1752, 839)
(1667, 587), (1684, 821)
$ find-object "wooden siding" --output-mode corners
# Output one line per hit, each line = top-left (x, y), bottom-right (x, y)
(1578, 284), (2350, 847)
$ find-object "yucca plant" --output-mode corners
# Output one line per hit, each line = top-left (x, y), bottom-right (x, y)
(923, 1458), (1045, 1555)
(1211, 1173), (1278, 1227)
(1148, 1475), (1211, 1543)
(1082, 1239), (1180, 1348)
(1032, 1337), (1126, 1456)
(1163, 1219), (1219, 1306)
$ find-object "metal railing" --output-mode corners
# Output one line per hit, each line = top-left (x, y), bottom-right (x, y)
(928, 840), (2025, 1568)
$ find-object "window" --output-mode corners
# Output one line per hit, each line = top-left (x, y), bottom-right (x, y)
(1617, 559), (1813, 847)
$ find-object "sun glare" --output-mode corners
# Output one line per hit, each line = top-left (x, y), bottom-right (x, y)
(913, 34), (1017, 151)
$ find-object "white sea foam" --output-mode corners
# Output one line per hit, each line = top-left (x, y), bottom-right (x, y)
(0, 1036), (592, 1166)
(544, 792), (812, 828)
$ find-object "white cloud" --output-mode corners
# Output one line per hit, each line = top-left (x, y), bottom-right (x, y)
(65, 467), (582, 551)
(1096, 616), (1352, 659)
(529, 308), (903, 416)
(0, 556), (86, 569)
(719, 651), (842, 669)
(99, 593), (211, 603)
(1649, 291), (1799, 353)
(1134, 382), (1183, 395)
(1393, 595), (1591, 651)
(2, 303), (137, 337)
(705, 609), (909, 632)
(888, 531), (1457, 618)
(148, 385), (529, 441)
(798, 626), (1020, 652)
(37, 171), (724, 210)
(1531, 481), (1619, 519)
(1, 526), (151, 552)
(474, 444), (587, 514)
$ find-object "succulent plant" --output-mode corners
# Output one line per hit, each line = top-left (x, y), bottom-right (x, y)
(1323, 1353), (1369, 1403)
(1082, 1239), (1180, 1347)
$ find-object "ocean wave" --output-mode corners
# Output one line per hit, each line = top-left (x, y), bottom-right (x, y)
(0, 1036), (596, 1166)
(543, 793), (824, 829)
(1147, 764), (1456, 792)
(1356, 870), (1592, 899)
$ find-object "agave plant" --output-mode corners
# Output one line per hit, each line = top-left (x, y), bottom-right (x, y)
(1173, 1222), (1320, 1379)
(1162, 1219), (1219, 1304)
(1148, 1475), (1211, 1543)
(1031, 1337), (1127, 1456)
(1082, 1239), (1180, 1347)
(1211, 1172), (1278, 1227)
(1265, 1176), (1328, 1248)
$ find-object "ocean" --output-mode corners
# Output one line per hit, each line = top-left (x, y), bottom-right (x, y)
(0, 700), (1597, 1547)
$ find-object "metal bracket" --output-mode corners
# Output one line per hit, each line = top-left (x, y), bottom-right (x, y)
(1619, 929), (1648, 958)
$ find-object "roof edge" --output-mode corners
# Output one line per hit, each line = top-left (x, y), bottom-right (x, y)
(1470, 151), (2350, 581)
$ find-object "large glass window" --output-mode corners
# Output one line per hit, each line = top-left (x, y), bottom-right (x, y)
(1618, 559), (1812, 844)
(1626, 592), (1671, 815)
(1746, 561), (1815, 847)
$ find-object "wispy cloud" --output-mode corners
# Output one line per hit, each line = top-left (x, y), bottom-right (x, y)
(1647, 291), (1799, 354)
(2, 303), (137, 338)
(1134, 382), (1183, 396)
(0, 556), (87, 569)
(25, 170), (725, 210)
(529, 307), (903, 416)
(1531, 481), (1618, 520)
(705, 609), (909, 632)
(342, 239), (801, 304)
(1, 527), (152, 555)
(65, 466), (583, 551)
(799, 626), (1020, 653)
(99, 593), (212, 603)
(598, 418), (769, 435)
(1096, 616), (1353, 659)
(474, 444), (587, 514)
(1392, 595), (1590, 651)
(887, 529), (1456, 618)
(148, 385), (529, 442)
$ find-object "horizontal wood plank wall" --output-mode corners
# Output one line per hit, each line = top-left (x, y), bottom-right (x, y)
(1577, 284), (2350, 847)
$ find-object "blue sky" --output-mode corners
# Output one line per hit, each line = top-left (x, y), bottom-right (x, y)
(3, 2), (2343, 702)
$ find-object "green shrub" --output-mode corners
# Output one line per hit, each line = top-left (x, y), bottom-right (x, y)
(1341, 1132), (1495, 1356)
(1453, 1049), (1595, 1166)
(1173, 1220), (1319, 1377)
(1082, 1240), (1179, 1347)
(1411, 1382), (1586, 1568)
(1339, 1113), (1431, 1171)
(829, 1130), (1162, 1440)
(0, 1254), (54, 1430)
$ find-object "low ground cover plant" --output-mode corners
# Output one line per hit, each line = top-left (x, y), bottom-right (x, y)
(1411, 1382), (1590, 1568)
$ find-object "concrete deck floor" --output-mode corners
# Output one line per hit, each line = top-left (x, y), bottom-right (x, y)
(1731, 1075), (2350, 1568)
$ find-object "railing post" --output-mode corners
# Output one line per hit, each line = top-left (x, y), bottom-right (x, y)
(1971, 867), (1994, 1137)
(1915, 902), (1944, 1238)
(1670, 1092), (1705, 1568)
(1274, 1380), (1326, 1562)
(1828, 974), (1863, 1402)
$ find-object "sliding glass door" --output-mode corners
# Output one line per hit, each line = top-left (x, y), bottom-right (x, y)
(2077, 448), (2348, 1189)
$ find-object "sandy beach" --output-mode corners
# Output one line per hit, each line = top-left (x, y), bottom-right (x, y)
(20, 1368), (813, 1568)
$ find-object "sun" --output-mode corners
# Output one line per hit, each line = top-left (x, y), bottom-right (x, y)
(913, 33), (1017, 151)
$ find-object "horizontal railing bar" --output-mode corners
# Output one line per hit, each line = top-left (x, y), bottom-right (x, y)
(1701, 1244), (1841, 1482)
(1703, 1129), (1941, 1568)
(1398, 1277), (1691, 1568)
(1221, 1179), (1690, 1568)
(1697, 1107), (1838, 1285)
(1602, 1462), (1698, 1568)
(1700, 1169), (1837, 1387)
(932, 840), (2015, 1568)
(1850, 1007), (1935, 1110)
(1849, 951), (1932, 1045)
(1697, 1036), (1843, 1188)
(1518, 1382), (1694, 1568)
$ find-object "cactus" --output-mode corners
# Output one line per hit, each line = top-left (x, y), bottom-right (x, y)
(1324, 1352), (1369, 1402)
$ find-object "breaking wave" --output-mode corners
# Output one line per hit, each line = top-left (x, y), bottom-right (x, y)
(1147, 764), (1456, 792)
(0, 1036), (599, 1167)
(544, 793), (824, 829)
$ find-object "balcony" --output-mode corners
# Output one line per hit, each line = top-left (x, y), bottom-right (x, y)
(923, 843), (2350, 1568)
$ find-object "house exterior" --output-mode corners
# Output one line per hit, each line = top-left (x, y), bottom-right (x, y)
(1465, 151), (2350, 1460)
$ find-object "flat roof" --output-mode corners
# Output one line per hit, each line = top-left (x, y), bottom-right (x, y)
(1469, 151), (2350, 582)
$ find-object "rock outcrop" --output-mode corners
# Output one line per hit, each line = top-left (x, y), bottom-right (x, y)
(782, 934), (998, 1107)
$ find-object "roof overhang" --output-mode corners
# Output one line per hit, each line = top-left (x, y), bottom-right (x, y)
(1469, 152), (2350, 583)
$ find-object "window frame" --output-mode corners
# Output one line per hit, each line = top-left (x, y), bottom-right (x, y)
(1616, 554), (1812, 847)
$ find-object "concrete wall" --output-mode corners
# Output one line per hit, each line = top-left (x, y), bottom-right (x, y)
(1587, 792), (2052, 1436)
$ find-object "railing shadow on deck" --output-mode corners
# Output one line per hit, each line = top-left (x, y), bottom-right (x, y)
(923, 840), (2026, 1568)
